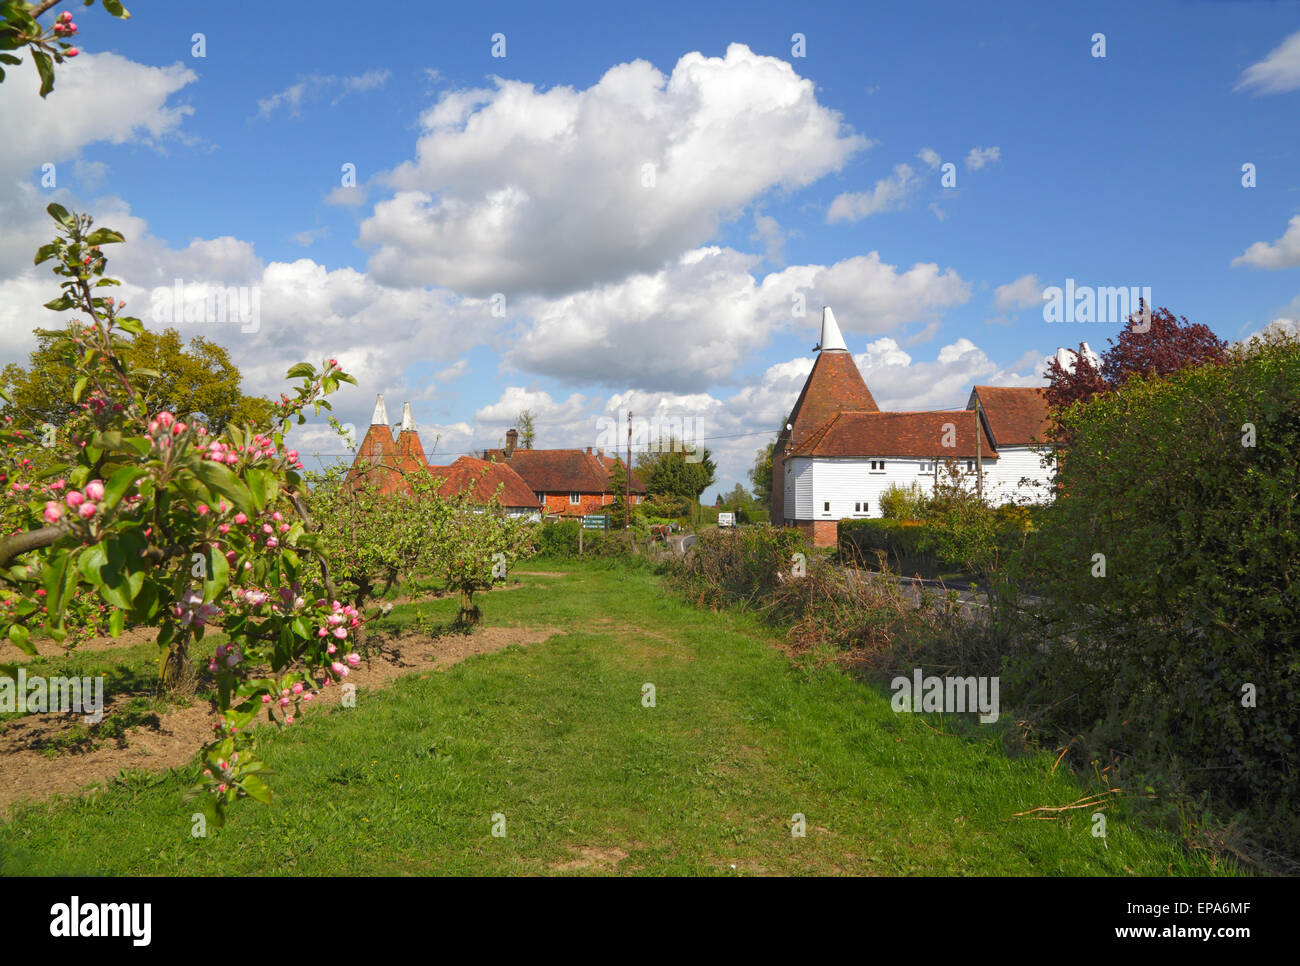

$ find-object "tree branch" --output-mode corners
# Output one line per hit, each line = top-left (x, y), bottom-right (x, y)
(0, 522), (71, 568)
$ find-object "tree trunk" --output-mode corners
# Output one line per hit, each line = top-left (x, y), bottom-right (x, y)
(458, 588), (481, 627)
(159, 637), (192, 694)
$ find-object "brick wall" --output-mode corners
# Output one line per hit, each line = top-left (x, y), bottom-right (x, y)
(792, 518), (839, 548)
(539, 492), (641, 517)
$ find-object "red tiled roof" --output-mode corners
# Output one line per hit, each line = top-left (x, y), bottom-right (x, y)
(395, 429), (428, 475)
(426, 456), (537, 508)
(777, 350), (879, 456)
(968, 386), (1051, 447)
(346, 423), (404, 493)
(788, 410), (998, 460)
(503, 448), (646, 494)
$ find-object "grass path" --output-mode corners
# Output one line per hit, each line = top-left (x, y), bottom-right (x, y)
(0, 561), (1240, 875)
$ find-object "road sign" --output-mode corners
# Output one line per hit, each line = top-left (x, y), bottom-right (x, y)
(581, 514), (608, 530)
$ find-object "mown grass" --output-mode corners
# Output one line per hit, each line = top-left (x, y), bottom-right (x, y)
(0, 561), (1244, 876)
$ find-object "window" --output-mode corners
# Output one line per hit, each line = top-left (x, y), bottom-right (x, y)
(869, 460), (886, 472)
(823, 501), (830, 513)
(854, 502), (860, 512)
(965, 460), (975, 473)
(538, 492), (545, 505)
(919, 461), (933, 474)
(569, 492), (580, 505)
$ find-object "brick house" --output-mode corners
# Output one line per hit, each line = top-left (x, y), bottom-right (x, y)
(772, 307), (1054, 547)
(346, 397), (539, 517)
(486, 429), (647, 518)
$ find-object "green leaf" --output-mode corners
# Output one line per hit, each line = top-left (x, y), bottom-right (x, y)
(34, 242), (59, 265)
(85, 227), (125, 246)
(32, 48), (54, 96)
(203, 545), (229, 605)
(6, 624), (33, 656)
(285, 363), (314, 379)
(108, 609), (124, 638)
(193, 460), (252, 514)
(101, 0), (131, 18)
(45, 203), (72, 228)
(72, 375), (88, 403)
(245, 468), (277, 512)
(102, 465), (147, 510)
(239, 774), (273, 804)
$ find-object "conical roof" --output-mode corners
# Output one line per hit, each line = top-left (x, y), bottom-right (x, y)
(779, 308), (878, 453)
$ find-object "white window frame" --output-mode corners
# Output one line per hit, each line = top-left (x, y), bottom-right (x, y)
(919, 461), (933, 474)
(869, 460), (886, 473)
(569, 492), (580, 505)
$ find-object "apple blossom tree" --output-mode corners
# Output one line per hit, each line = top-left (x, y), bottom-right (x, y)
(0, 203), (363, 823)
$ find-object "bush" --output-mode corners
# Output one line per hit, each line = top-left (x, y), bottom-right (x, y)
(668, 525), (807, 609)
(879, 482), (929, 520)
(838, 519), (937, 576)
(530, 518), (641, 562)
(1008, 337), (1300, 853)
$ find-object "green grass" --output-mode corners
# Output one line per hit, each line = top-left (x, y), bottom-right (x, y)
(0, 561), (1243, 876)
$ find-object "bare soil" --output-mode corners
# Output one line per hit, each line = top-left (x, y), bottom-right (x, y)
(0, 624), (559, 817)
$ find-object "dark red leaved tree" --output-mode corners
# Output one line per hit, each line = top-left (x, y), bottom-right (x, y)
(1044, 303), (1227, 412)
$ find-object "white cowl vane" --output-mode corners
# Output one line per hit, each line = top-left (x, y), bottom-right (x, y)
(819, 306), (848, 352)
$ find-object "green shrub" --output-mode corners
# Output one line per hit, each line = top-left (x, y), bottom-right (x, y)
(530, 518), (645, 563)
(1007, 337), (1300, 853)
(879, 482), (929, 520)
(668, 525), (807, 609)
(838, 519), (937, 575)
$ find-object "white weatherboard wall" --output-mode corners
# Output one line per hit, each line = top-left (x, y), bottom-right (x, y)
(787, 457), (992, 521)
(985, 445), (1054, 506)
(784, 457), (815, 521)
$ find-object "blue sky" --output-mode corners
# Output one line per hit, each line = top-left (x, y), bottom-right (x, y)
(1, 0), (1298, 499)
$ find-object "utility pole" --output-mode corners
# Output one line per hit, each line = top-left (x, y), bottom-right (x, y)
(625, 410), (632, 532)
(974, 397), (984, 503)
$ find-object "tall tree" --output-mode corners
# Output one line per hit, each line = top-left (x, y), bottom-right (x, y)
(638, 440), (716, 500)
(1100, 305), (1227, 386)
(1044, 305), (1228, 412)
(1, 326), (274, 435)
(514, 409), (536, 449)
(748, 438), (775, 509)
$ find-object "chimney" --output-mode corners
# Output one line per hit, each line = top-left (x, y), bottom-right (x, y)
(586, 446), (592, 455)
(505, 428), (518, 456)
